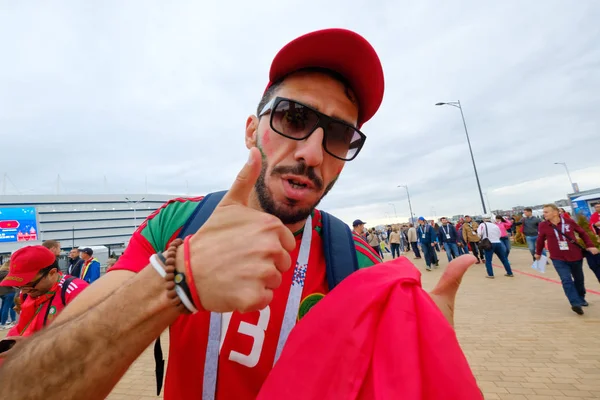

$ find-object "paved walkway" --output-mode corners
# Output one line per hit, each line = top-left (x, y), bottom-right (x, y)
(3, 247), (600, 399)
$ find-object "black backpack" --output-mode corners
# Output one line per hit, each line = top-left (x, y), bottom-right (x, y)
(153, 190), (360, 395)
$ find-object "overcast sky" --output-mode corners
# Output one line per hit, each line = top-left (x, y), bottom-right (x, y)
(1, 1), (599, 227)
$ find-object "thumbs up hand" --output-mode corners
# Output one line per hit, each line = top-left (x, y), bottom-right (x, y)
(178, 148), (297, 313)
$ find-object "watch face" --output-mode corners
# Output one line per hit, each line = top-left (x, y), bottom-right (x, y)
(174, 273), (183, 284)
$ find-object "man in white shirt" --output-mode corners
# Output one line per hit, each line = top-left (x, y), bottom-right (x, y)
(477, 215), (514, 279)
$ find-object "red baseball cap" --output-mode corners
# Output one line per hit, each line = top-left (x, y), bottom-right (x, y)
(268, 28), (385, 127)
(0, 245), (56, 287)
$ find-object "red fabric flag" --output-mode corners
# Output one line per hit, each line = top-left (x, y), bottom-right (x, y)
(258, 257), (482, 400)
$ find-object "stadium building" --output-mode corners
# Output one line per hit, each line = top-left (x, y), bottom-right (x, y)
(0, 194), (177, 257)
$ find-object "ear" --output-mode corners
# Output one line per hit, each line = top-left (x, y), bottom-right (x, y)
(245, 115), (258, 149)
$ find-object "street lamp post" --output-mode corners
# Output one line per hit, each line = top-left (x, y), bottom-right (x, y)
(435, 100), (487, 214)
(397, 185), (415, 224)
(554, 162), (575, 191)
(388, 203), (398, 219)
(125, 197), (146, 229)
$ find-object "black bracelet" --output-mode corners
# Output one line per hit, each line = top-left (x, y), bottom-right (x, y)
(173, 271), (196, 312)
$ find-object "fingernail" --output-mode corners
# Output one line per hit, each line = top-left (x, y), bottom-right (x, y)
(247, 150), (254, 165)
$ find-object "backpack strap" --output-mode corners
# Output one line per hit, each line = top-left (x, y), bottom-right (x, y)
(177, 191), (228, 239)
(320, 211), (359, 289)
(61, 276), (76, 307)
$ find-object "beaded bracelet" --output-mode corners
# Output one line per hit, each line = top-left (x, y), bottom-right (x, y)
(149, 238), (198, 314)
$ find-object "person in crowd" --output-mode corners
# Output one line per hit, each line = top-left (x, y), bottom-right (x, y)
(67, 248), (84, 278)
(477, 215), (514, 279)
(495, 215), (512, 256)
(589, 203), (600, 237)
(536, 204), (599, 315)
(367, 228), (383, 258)
(456, 222), (469, 255)
(417, 217), (438, 270)
(79, 248), (101, 284)
(352, 219), (367, 242)
(389, 228), (402, 259)
(437, 217), (460, 262)
(462, 215), (484, 264)
(0, 246), (88, 339)
(0, 261), (18, 330)
(407, 224), (421, 258)
(516, 207), (546, 261)
(558, 208), (571, 219)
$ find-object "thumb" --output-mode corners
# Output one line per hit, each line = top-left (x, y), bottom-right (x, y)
(429, 254), (476, 325)
(431, 254), (475, 297)
(221, 147), (262, 206)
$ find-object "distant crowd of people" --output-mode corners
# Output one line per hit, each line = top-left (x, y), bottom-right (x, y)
(351, 202), (600, 315)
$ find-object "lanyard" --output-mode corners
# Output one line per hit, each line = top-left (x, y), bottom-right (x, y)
(202, 216), (313, 400)
(553, 217), (566, 241)
(419, 225), (427, 235)
(81, 259), (92, 279)
(442, 225), (449, 236)
(19, 303), (45, 336)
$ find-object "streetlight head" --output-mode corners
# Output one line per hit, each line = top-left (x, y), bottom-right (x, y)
(435, 102), (446, 106)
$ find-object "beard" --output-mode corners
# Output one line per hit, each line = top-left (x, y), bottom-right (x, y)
(254, 158), (338, 225)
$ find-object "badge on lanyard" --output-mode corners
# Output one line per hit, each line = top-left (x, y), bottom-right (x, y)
(446, 234), (451, 239)
(554, 217), (570, 251)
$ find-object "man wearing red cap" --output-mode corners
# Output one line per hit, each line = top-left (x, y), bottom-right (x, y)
(0, 246), (88, 339)
(0, 29), (475, 399)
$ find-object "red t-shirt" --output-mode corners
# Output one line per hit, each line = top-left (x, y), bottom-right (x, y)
(109, 198), (381, 399)
(8, 275), (88, 337)
(590, 212), (600, 235)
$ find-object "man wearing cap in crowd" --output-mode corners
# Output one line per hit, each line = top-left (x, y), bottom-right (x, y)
(0, 246), (88, 342)
(352, 219), (367, 241)
(79, 248), (101, 284)
(0, 29), (476, 399)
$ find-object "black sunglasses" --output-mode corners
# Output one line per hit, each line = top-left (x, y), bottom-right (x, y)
(19, 267), (53, 290)
(259, 97), (366, 161)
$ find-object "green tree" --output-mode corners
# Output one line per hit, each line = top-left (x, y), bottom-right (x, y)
(575, 214), (600, 249)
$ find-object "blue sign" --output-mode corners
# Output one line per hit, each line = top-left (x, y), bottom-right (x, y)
(0, 207), (38, 243)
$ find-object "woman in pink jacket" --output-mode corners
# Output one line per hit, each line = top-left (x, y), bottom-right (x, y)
(495, 215), (513, 256)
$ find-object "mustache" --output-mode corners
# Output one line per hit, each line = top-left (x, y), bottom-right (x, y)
(271, 162), (324, 190)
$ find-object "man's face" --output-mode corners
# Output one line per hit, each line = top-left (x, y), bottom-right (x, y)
(543, 207), (558, 221)
(595, 204), (600, 213)
(524, 210), (532, 217)
(52, 244), (61, 257)
(245, 72), (358, 225)
(355, 224), (365, 234)
(21, 268), (59, 298)
(81, 252), (90, 261)
(465, 216), (472, 223)
(441, 218), (448, 225)
(69, 249), (79, 259)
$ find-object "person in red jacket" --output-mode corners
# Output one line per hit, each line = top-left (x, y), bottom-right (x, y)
(589, 203), (600, 237)
(536, 204), (599, 315)
(0, 246), (89, 339)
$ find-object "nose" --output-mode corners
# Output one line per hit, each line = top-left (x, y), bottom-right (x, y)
(294, 127), (324, 167)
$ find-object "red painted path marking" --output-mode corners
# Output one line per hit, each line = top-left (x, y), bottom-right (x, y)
(493, 263), (600, 296)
